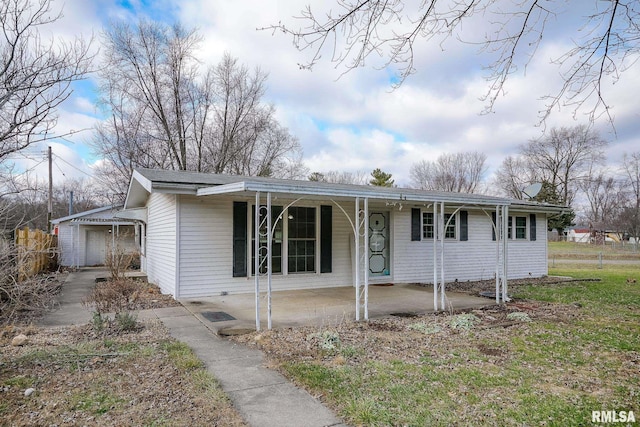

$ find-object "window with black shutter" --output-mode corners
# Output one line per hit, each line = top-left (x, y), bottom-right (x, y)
(411, 208), (421, 241)
(492, 212), (496, 241)
(320, 205), (332, 273)
(460, 210), (468, 241)
(530, 213), (537, 241)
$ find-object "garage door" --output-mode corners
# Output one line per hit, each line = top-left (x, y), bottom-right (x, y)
(86, 230), (107, 266)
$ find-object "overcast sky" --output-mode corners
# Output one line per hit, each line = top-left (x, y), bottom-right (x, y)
(14, 0), (640, 190)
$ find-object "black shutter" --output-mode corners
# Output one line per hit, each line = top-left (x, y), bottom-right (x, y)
(491, 212), (496, 241)
(530, 213), (537, 241)
(411, 208), (421, 241)
(460, 210), (468, 241)
(320, 205), (332, 273)
(232, 202), (247, 277)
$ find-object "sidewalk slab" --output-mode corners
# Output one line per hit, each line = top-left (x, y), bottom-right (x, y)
(228, 383), (345, 427)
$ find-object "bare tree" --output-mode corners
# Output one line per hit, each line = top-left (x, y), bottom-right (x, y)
(308, 170), (367, 185)
(0, 0), (93, 162)
(520, 125), (607, 206)
(579, 172), (624, 230)
(93, 21), (303, 193)
(410, 152), (487, 193)
(618, 152), (640, 242)
(265, 1), (637, 122)
(493, 155), (538, 199)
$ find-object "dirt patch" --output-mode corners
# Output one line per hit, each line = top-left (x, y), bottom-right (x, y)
(0, 321), (246, 426)
(233, 301), (582, 366)
(429, 275), (593, 296)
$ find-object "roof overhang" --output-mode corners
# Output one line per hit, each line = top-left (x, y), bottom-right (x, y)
(115, 207), (148, 223)
(196, 180), (565, 213)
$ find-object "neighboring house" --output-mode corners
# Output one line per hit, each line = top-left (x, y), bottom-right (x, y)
(567, 227), (591, 243)
(122, 169), (564, 323)
(567, 226), (627, 244)
(52, 206), (137, 267)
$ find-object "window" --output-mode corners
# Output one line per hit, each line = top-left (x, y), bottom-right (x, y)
(515, 216), (527, 239)
(422, 212), (456, 239)
(251, 205), (283, 274)
(444, 214), (456, 239)
(422, 212), (434, 238)
(287, 206), (316, 273)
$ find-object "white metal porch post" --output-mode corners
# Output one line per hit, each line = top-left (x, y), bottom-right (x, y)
(254, 191), (261, 331)
(502, 204), (509, 302)
(363, 197), (369, 320)
(433, 203), (438, 311)
(355, 197), (360, 321)
(266, 192), (273, 330)
(440, 202), (446, 311)
(495, 205), (501, 304)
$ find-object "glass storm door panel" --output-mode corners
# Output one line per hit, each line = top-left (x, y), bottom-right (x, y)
(368, 212), (390, 276)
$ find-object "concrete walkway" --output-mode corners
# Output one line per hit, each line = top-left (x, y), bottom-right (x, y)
(39, 269), (346, 427)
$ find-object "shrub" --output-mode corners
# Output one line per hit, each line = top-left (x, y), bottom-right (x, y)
(450, 313), (480, 330)
(308, 331), (341, 352)
(506, 312), (532, 322)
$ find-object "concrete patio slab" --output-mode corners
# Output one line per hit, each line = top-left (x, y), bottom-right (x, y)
(180, 283), (491, 332)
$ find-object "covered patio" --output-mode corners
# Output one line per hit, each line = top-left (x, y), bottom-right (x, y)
(196, 180), (517, 331)
(179, 284), (491, 332)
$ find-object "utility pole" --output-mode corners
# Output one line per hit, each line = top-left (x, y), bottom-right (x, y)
(48, 146), (53, 233)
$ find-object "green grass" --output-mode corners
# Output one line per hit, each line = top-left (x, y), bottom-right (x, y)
(548, 241), (640, 258)
(160, 341), (203, 371)
(279, 264), (640, 426)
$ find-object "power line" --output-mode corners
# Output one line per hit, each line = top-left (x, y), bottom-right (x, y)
(51, 152), (113, 188)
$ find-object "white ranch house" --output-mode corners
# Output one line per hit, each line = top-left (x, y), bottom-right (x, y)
(122, 169), (564, 329)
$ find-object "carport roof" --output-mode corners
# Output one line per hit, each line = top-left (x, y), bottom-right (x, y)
(124, 168), (565, 213)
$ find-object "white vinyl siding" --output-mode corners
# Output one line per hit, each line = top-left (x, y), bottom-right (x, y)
(56, 222), (74, 266)
(177, 196), (353, 297)
(394, 209), (548, 284)
(145, 193), (177, 296)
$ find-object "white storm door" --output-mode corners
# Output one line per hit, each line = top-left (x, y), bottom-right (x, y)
(368, 212), (390, 277)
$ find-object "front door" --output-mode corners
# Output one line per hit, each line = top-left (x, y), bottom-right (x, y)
(368, 212), (390, 277)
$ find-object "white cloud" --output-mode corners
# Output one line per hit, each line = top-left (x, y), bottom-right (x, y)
(17, 0), (639, 195)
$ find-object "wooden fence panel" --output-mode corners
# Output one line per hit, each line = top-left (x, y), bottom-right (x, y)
(15, 227), (57, 280)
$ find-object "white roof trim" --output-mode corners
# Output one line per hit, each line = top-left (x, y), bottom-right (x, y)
(115, 207), (148, 223)
(51, 205), (118, 224)
(197, 180), (525, 207)
(197, 182), (247, 196)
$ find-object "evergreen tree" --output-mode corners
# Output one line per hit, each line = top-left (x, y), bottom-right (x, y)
(370, 168), (394, 187)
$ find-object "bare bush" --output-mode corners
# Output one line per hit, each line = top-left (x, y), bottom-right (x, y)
(0, 240), (62, 325)
(83, 279), (139, 315)
(105, 233), (138, 281)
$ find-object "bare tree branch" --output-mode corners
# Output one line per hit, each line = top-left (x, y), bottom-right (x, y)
(265, 0), (639, 123)
(0, 0), (94, 162)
